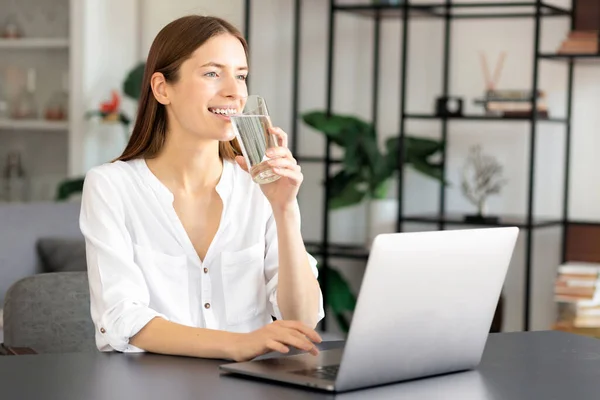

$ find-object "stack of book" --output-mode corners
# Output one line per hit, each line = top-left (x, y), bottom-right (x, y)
(474, 89), (548, 118)
(557, 30), (599, 54)
(554, 262), (600, 303)
(553, 262), (600, 338)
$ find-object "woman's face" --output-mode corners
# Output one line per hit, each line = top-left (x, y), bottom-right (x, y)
(160, 33), (248, 141)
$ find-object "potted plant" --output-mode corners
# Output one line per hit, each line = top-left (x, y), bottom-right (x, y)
(55, 62), (145, 201)
(301, 110), (445, 331)
(301, 110), (445, 238)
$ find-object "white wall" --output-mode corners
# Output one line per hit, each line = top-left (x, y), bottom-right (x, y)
(140, 0), (244, 59)
(140, 0), (600, 333)
(69, 0), (141, 176)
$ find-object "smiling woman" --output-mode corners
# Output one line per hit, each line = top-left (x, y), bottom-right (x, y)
(78, 15), (324, 362)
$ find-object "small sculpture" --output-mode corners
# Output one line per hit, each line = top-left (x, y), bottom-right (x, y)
(461, 145), (507, 222)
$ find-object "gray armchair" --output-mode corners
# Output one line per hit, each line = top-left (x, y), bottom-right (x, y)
(1, 272), (96, 354)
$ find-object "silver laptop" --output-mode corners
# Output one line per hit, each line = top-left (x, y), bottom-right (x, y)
(219, 227), (519, 392)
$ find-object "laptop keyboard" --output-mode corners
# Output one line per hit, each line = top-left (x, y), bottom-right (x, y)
(291, 365), (339, 380)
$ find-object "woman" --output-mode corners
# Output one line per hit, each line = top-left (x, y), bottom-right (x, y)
(79, 15), (324, 362)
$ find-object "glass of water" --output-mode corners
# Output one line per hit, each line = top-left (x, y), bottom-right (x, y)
(230, 95), (281, 184)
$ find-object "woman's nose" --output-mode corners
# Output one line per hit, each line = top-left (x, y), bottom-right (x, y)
(221, 75), (246, 99)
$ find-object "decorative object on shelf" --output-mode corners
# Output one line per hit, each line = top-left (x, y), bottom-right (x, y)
(84, 61), (146, 132)
(435, 96), (463, 117)
(56, 62), (146, 201)
(11, 68), (37, 119)
(557, 30), (600, 55)
(301, 111), (445, 210)
(474, 89), (548, 118)
(574, 0), (600, 31)
(1, 14), (23, 39)
(371, 0), (404, 4)
(479, 50), (506, 93)
(86, 90), (130, 127)
(44, 72), (69, 121)
(2, 151), (28, 203)
(461, 145), (507, 224)
(476, 50), (548, 118)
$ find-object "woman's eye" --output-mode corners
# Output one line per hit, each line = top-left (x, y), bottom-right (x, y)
(237, 75), (248, 81)
(205, 72), (217, 77)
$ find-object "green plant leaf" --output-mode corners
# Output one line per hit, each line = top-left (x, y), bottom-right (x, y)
(410, 157), (446, 184)
(329, 170), (359, 200)
(123, 62), (145, 100)
(319, 266), (356, 313)
(406, 136), (444, 158)
(55, 177), (85, 201)
(301, 111), (373, 146)
(330, 183), (367, 209)
(85, 110), (106, 119)
(317, 265), (356, 332)
(373, 178), (391, 199)
(328, 171), (367, 209)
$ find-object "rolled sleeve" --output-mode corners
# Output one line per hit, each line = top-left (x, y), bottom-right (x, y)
(263, 206), (325, 324)
(80, 168), (167, 352)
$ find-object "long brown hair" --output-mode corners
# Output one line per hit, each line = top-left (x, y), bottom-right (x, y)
(115, 15), (247, 162)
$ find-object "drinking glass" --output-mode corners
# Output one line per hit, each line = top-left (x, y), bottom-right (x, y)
(230, 95), (281, 184)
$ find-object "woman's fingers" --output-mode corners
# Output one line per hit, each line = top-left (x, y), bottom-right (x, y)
(280, 320), (323, 344)
(269, 127), (288, 148)
(267, 339), (290, 354)
(268, 157), (301, 171)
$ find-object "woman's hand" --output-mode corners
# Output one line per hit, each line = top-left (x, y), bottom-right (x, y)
(228, 320), (322, 362)
(235, 127), (303, 212)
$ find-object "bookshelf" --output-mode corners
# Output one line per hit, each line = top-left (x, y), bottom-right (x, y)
(244, 0), (598, 332)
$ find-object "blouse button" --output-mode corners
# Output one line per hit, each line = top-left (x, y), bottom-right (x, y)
(100, 327), (106, 334)
(204, 303), (211, 309)
(203, 267), (208, 273)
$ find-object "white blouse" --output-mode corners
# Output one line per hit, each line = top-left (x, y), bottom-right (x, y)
(79, 158), (324, 352)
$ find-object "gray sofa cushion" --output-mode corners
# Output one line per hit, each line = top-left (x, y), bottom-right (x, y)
(3, 272), (96, 353)
(0, 201), (83, 305)
(36, 238), (87, 273)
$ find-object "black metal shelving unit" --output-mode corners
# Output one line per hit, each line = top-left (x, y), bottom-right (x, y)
(244, 0), (600, 332)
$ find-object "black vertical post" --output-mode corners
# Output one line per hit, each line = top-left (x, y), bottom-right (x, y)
(372, 11), (381, 133)
(244, 0), (251, 90)
(561, 0), (576, 263)
(525, 0), (543, 332)
(396, 0), (410, 232)
(291, 0), (302, 155)
(438, 0), (452, 231)
(321, 0), (336, 332)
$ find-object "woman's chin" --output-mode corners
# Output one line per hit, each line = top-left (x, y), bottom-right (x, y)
(218, 128), (236, 142)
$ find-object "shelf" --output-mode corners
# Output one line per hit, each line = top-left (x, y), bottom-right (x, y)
(0, 118), (69, 131)
(0, 38), (69, 49)
(305, 241), (370, 260)
(538, 53), (600, 63)
(401, 213), (563, 229)
(404, 113), (567, 123)
(297, 156), (343, 164)
(334, 2), (571, 19)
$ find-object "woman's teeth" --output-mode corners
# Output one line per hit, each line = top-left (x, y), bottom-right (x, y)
(210, 108), (237, 115)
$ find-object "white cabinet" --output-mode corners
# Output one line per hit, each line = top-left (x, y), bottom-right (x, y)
(0, 0), (140, 202)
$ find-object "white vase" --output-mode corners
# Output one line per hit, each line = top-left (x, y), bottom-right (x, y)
(366, 198), (399, 247)
(329, 203), (368, 246)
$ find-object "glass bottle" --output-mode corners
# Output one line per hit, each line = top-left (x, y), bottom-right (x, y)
(2, 151), (27, 203)
(45, 71), (69, 120)
(12, 68), (37, 119)
(2, 14), (23, 39)
(0, 79), (8, 119)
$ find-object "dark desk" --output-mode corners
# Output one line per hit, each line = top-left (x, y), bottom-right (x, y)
(1, 331), (599, 399)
